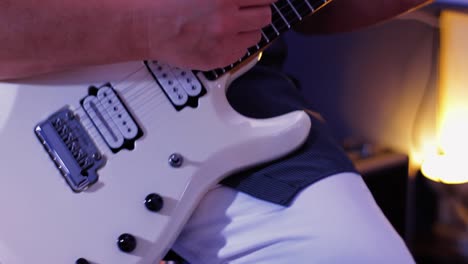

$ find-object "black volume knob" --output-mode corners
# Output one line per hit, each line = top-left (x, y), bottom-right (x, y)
(75, 258), (90, 264)
(144, 193), (164, 212)
(117, 233), (137, 253)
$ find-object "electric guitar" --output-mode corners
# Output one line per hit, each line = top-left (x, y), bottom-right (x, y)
(0, 0), (328, 263)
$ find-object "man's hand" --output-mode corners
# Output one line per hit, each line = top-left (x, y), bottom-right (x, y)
(147, 0), (275, 71)
(0, 0), (273, 79)
(0, 0), (431, 79)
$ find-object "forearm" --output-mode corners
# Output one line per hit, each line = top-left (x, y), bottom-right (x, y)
(1, 0), (281, 79)
(0, 0), (151, 79)
(296, 0), (433, 34)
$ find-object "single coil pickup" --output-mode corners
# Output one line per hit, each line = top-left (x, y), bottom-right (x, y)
(35, 108), (105, 192)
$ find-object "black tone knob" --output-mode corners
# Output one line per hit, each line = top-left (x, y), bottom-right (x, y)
(75, 258), (90, 264)
(117, 233), (137, 253)
(144, 193), (164, 212)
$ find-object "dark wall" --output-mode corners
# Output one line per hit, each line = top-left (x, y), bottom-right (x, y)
(282, 15), (439, 155)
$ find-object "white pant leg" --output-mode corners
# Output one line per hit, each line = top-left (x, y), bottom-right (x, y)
(172, 172), (415, 264)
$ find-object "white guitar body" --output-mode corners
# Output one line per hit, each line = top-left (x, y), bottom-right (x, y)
(0, 59), (310, 263)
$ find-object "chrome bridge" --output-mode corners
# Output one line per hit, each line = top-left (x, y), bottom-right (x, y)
(35, 84), (143, 192)
(35, 108), (105, 192)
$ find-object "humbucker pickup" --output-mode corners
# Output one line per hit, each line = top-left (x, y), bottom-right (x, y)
(145, 61), (206, 110)
(82, 84), (143, 152)
(35, 108), (105, 192)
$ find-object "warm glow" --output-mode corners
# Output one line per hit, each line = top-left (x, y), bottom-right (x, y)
(410, 135), (437, 166)
(438, 100), (468, 153)
(257, 51), (263, 61)
(420, 10), (468, 184)
(421, 152), (468, 184)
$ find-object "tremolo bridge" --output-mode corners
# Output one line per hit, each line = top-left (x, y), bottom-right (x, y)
(35, 84), (142, 192)
(35, 108), (105, 192)
(34, 61), (202, 192)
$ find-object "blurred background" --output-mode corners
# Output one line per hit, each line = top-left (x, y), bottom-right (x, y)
(280, 1), (468, 263)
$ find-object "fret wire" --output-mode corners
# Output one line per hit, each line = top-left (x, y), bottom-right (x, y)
(270, 22), (280, 36)
(257, 34), (269, 50)
(260, 34), (269, 45)
(261, 30), (270, 43)
(257, 0), (327, 60)
(204, 0), (329, 80)
(302, 0), (315, 11)
(262, 0), (321, 50)
(210, 70), (218, 79)
(274, 0), (302, 26)
(272, 3), (291, 29)
(275, 0), (291, 11)
(260, 0), (315, 51)
(286, 0), (302, 20)
(271, 4), (289, 31)
(262, 26), (278, 42)
(215, 69), (224, 76)
(290, 0), (313, 17)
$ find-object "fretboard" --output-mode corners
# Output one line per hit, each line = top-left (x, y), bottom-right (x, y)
(203, 0), (330, 80)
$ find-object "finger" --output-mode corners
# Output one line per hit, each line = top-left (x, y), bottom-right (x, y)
(237, 30), (262, 48)
(209, 31), (261, 68)
(236, 0), (277, 8)
(237, 6), (271, 32)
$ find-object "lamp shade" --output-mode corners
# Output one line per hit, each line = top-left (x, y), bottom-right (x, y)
(421, 9), (468, 184)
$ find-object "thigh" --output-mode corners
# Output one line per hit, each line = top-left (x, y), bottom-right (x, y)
(172, 172), (415, 264)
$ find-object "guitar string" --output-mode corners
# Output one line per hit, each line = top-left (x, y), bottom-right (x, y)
(120, 0), (308, 102)
(79, 87), (167, 143)
(79, 92), (165, 137)
(116, 0), (308, 100)
(205, 0), (314, 76)
(264, 0), (317, 38)
(77, 95), (171, 157)
(79, 0), (308, 121)
(78, 0), (314, 151)
(52, 0), (317, 158)
(78, 65), (157, 128)
(79, 0), (310, 141)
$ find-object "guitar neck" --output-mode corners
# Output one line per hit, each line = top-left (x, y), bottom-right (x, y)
(203, 0), (331, 80)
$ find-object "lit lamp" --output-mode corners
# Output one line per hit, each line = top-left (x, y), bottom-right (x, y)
(420, 9), (468, 258)
(421, 9), (468, 185)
